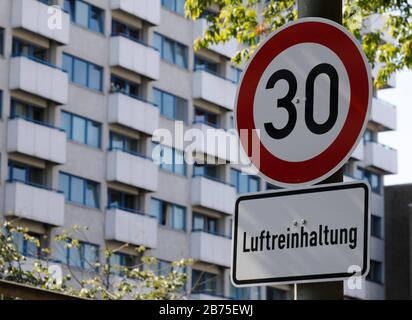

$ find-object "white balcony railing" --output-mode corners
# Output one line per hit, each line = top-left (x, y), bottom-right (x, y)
(12, 0), (70, 45)
(107, 149), (158, 192)
(370, 98), (397, 131)
(190, 122), (238, 163)
(110, 35), (160, 80)
(194, 19), (238, 59)
(190, 231), (231, 268)
(105, 207), (158, 248)
(9, 56), (69, 104)
(7, 118), (66, 164)
(111, 0), (160, 25)
(108, 93), (159, 135)
(5, 181), (65, 227)
(193, 69), (237, 111)
(364, 141), (398, 174)
(191, 176), (236, 215)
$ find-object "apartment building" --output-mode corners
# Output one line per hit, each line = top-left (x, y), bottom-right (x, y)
(0, 0), (396, 300)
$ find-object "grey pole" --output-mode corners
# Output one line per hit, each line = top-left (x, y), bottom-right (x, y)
(294, 0), (344, 300)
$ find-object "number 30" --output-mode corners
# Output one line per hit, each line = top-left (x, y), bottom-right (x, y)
(264, 63), (339, 139)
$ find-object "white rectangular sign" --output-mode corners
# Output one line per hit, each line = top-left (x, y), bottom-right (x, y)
(231, 182), (370, 286)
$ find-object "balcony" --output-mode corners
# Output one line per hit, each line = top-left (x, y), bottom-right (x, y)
(193, 69), (237, 111)
(350, 141), (364, 161)
(191, 231), (231, 268)
(191, 176), (236, 215)
(111, 0), (160, 26)
(191, 122), (238, 163)
(370, 98), (397, 131)
(11, 0), (70, 45)
(9, 56), (68, 104)
(108, 93), (159, 135)
(364, 141), (398, 174)
(110, 35), (160, 80)
(7, 117), (66, 164)
(105, 207), (157, 248)
(4, 180), (65, 227)
(194, 19), (238, 59)
(107, 149), (158, 192)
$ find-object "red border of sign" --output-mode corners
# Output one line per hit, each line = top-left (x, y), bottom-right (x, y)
(236, 19), (371, 185)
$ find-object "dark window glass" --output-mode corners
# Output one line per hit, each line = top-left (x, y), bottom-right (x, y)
(152, 88), (187, 122)
(63, 53), (103, 91)
(59, 172), (100, 208)
(154, 32), (188, 69)
(371, 215), (383, 238)
(151, 198), (186, 231)
(367, 260), (383, 283)
(61, 111), (101, 148)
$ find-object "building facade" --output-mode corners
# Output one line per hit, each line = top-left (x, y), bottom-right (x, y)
(0, 0), (396, 300)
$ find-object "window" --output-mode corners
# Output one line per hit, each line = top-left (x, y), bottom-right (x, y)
(229, 283), (250, 300)
(266, 287), (289, 300)
(110, 132), (141, 155)
(11, 100), (45, 123)
(364, 169), (382, 194)
(192, 213), (218, 234)
(12, 38), (47, 62)
(64, 0), (104, 33)
(161, 0), (185, 16)
(230, 66), (243, 84)
(231, 169), (260, 194)
(108, 189), (139, 213)
(110, 75), (141, 99)
(150, 198), (186, 231)
(0, 28), (4, 56)
(153, 88), (188, 122)
(192, 270), (222, 296)
(194, 108), (219, 127)
(367, 260), (383, 284)
(153, 33), (188, 68)
(371, 215), (383, 239)
(56, 240), (99, 271)
(62, 53), (103, 91)
(8, 161), (45, 187)
(363, 129), (374, 143)
(194, 56), (219, 74)
(193, 164), (220, 182)
(61, 111), (101, 148)
(152, 143), (186, 176)
(13, 232), (42, 259)
(109, 252), (137, 275)
(111, 20), (141, 42)
(59, 172), (100, 208)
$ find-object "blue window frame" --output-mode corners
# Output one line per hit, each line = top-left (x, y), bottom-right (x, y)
(109, 131), (141, 155)
(62, 53), (103, 91)
(64, 0), (104, 33)
(153, 88), (187, 122)
(56, 239), (99, 271)
(194, 56), (219, 74)
(109, 252), (136, 275)
(111, 20), (141, 42)
(13, 232), (42, 259)
(230, 66), (243, 84)
(161, 0), (185, 15)
(152, 143), (186, 176)
(231, 169), (260, 194)
(11, 99), (45, 123)
(108, 189), (138, 213)
(110, 75), (141, 99)
(192, 270), (222, 296)
(61, 111), (101, 148)
(0, 28), (4, 56)
(194, 107), (219, 127)
(8, 161), (45, 187)
(356, 167), (381, 194)
(12, 38), (47, 62)
(153, 32), (188, 69)
(59, 172), (100, 209)
(150, 198), (186, 231)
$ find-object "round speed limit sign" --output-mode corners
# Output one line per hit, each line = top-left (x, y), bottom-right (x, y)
(235, 18), (372, 187)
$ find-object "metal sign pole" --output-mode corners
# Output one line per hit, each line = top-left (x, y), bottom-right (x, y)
(295, 0), (344, 300)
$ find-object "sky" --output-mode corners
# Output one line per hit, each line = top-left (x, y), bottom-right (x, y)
(378, 69), (412, 186)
